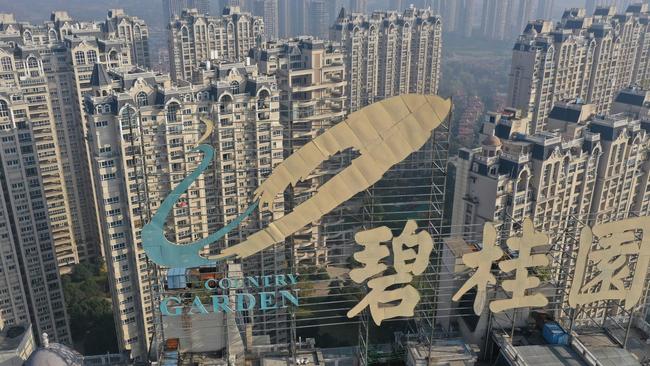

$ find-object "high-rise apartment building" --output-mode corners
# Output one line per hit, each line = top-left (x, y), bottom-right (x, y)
(168, 7), (264, 82)
(289, 0), (309, 37)
(0, 7), (149, 350)
(277, 0), (291, 37)
(450, 88), (650, 320)
(163, 0), (211, 21)
(0, 10), (149, 268)
(478, 0), (543, 41)
(0, 84), (72, 344)
(251, 37), (348, 265)
(349, 0), (368, 13)
(331, 7), (442, 111)
(253, 0), (279, 40)
(535, 0), (555, 19)
(431, 0), (460, 33)
(0, 42), (80, 271)
(83, 59), (285, 360)
(450, 104), (600, 241)
(308, 0), (329, 39)
(508, 5), (650, 133)
(105, 9), (151, 68)
(586, 0), (597, 14)
(458, 0), (476, 37)
(480, 0), (509, 41)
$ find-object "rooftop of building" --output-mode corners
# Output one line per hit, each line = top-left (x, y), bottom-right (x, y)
(0, 324), (30, 352)
(24, 334), (83, 366)
(405, 339), (477, 365)
(494, 321), (641, 366)
(518, 4), (648, 46)
(509, 345), (589, 365)
(548, 100), (593, 125)
(615, 87), (650, 108)
(576, 319), (650, 365)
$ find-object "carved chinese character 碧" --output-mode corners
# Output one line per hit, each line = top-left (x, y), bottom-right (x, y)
(347, 220), (433, 325)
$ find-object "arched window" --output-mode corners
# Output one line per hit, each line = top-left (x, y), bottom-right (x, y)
(230, 81), (239, 94)
(87, 50), (98, 64)
(48, 29), (57, 42)
(74, 51), (85, 65)
(96, 105), (103, 114)
(0, 100), (8, 117)
(120, 106), (137, 129)
(219, 95), (232, 114)
(109, 50), (118, 61)
(167, 102), (180, 122)
(23, 31), (32, 43)
(181, 27), (189, 42)
(1, 57), (12, 71)
(257, 89), (270, 109)
(103, 104), (111, 113)
(136, 92), (148, 107)
(27, 57), (38, 69)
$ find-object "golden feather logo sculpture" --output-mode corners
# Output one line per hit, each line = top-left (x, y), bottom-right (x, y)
(142, 94), (451, 267)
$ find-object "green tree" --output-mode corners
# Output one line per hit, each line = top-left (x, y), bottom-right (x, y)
(63, 260), (119, 355)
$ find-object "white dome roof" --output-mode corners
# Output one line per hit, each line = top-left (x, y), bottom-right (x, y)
(25, 343), (83, 366)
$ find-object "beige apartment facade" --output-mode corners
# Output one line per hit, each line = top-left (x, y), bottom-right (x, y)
(331, 7), (442, 111)
(508, 5), (650, 133)
(168, 7), (264, 82)
(83, 60), (285, 359)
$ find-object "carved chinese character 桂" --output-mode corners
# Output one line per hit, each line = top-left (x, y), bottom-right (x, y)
(452, 218), (549, 314)
(452, 222), (503, 314)
(489, 218), (549, 313)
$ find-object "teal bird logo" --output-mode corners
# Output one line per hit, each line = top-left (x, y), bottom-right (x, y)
(142, 94), (451, 268)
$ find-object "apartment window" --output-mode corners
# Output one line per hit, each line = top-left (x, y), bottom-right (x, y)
(13, 109), (26, 119)
(136, 92), (148, 107)
(106, 208), (122, 217)
(100, 160), (115, 168)
(114, 254), (127, 262)
(120, 107), (137, 129)
(74, 51), (85, 65)
(0, 100), (8, 118)
(27, 57), (38, 69)
(104, 196), (120, 204)
(166, 102), (179, 122)
(87, 50), (98, 64)
(0, 57), (11, 71)
(230, 81), (239, 94)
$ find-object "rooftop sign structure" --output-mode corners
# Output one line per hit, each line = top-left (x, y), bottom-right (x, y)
(142, 94), (452, 267)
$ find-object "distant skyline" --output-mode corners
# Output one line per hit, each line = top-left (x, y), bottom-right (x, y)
(2, 0), (589, 25)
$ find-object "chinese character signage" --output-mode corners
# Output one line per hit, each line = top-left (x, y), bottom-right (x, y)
(347, 220), (433, 325)
(452, 218), (650, 316)
(139, 93), (650, 325)
(568, 218), (650, 311)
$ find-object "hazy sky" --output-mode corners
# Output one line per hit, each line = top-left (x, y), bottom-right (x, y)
(0, 0), (164, 26)
(0, 0), (588, 26)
